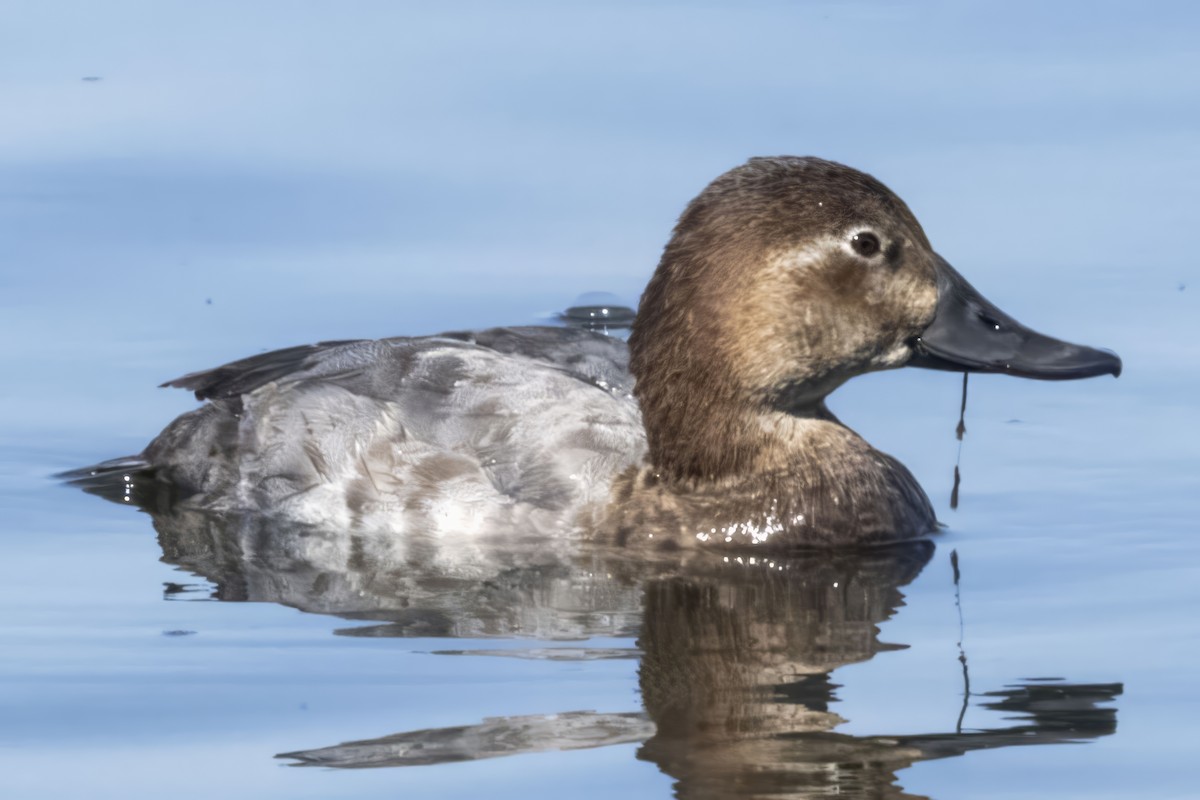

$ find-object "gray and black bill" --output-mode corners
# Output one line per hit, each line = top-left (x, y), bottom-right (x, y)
(909, 255), (1122, 380)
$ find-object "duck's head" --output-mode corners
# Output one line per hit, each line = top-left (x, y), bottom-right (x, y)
(630, 157), (1120, 479)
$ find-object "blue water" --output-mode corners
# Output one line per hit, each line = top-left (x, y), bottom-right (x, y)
(3, 2), (1199, 798)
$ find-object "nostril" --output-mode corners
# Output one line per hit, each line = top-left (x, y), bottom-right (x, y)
(976, 312), (1003, 332)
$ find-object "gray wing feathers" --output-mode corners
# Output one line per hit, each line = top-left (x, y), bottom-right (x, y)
(161, 327), (634, 402)
(435, 327), (633, 394)
(161, 339), (365, 400)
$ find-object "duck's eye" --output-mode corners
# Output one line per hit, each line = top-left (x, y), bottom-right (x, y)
(851, 231), (881, 257)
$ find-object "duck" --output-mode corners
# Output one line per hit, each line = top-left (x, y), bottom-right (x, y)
(67, 157), (1121, 550)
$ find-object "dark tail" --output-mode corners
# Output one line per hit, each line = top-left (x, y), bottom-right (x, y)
(57, 455), (149, 483)
(57, 456), (163, 508)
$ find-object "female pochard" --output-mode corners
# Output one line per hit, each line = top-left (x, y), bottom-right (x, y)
(70, 157), (1120, 549)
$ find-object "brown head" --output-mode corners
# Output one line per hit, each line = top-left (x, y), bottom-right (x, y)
(629, 157), (940, 479)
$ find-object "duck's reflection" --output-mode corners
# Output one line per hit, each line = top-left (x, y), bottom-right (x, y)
(637, 547), (927, 794)
(70, 475), (1120, 797)
(634, 548), (1119, 798)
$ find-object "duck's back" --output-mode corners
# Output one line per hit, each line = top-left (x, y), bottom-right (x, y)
(143, 327), (645, 538)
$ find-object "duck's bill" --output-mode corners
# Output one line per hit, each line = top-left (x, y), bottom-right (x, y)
(908, 255), (1122, 380)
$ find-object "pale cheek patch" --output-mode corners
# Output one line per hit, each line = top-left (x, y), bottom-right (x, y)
(756, 239), (934, 377)
(905, 281), (939, 328)
(866, 271), (936, 326)
(872, 341), (915, 369)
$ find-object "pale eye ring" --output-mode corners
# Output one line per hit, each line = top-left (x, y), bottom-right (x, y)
(851, 231), (881, 257)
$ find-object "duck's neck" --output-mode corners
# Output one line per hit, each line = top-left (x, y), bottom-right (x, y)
(637, 385), (867, 483)
(611, 394), (936, 548)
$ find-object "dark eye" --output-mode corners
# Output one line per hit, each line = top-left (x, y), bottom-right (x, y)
(851, 231), (881, 257)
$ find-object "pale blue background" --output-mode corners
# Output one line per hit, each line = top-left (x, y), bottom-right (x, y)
(2, 2), (1198, 798)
